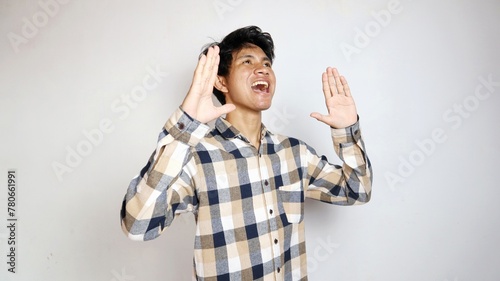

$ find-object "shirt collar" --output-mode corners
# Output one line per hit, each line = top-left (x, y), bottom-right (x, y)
(214, 117), (273, 142)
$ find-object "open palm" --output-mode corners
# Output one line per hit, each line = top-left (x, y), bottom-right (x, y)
(181, 46), (235, 124)
(311, 67), (358, 128)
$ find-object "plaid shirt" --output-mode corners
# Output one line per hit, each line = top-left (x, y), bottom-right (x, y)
(121, 107), (372, 280)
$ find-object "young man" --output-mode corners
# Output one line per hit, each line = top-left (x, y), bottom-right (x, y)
(121, 26), (372, 280)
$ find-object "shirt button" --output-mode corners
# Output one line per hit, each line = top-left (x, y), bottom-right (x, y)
(274, 238), (278, 244)
(178, 122), (185, 130)
(269, 209), (273, 215)
(264, 180), (269, 186)
(277, 267), (280, 273)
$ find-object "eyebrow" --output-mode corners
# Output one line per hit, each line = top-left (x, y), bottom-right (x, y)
(236, 54), (271, 62)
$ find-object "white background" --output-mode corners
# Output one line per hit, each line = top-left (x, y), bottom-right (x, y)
(1, 0), (500, 280)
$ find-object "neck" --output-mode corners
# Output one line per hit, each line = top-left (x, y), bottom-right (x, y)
(226, 109), (262, 149)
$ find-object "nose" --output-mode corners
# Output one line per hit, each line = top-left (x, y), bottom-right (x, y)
(254, 63), (270, 76)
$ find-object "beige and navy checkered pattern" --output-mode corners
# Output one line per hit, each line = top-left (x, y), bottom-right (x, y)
(121, 107), (372, 280)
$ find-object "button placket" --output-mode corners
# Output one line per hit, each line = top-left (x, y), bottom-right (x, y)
(257, 152), (283, 278)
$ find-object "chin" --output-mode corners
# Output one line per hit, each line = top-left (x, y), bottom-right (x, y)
(255, 96), (273, 110)
(257, 102), (272, 111)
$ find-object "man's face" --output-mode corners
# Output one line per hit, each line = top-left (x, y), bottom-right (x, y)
(220, 45), (276, 113)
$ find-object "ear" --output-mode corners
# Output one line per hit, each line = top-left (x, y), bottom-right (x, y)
(215, 76), (229, 93)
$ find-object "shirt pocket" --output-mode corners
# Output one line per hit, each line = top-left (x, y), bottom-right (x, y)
(277, 182), (304, 224)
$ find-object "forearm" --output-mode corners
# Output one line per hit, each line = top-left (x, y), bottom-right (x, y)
(306, 120), (372, 205)
(120, 108), (208, 240)
(332, 120), (372, 203)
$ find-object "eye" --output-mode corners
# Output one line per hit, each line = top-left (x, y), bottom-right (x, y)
(264, 62), (272, 68)
(243, 60), (251, 64)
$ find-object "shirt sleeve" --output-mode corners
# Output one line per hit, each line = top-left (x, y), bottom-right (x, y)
(305, 120), (372, 205)
(120, 107), (209, 241)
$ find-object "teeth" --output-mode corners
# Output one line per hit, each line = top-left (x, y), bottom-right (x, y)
(252, 81), (269, 88)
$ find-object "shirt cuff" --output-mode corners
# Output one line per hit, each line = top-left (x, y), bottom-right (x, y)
(331, 118), (362, 145)
(164, 107), (210, 146)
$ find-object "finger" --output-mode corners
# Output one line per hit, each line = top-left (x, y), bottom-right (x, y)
(310, 112), (330, 124)
(201, 46), (220, 91)
(332, 68), (345, 95)
(327, 67), (338, 95)
(208, 45), (220, 69)
(193, 53), (207, 85)
(340, 76), (352, 97)
(310, 112), (323, 121)
(202, 46), (216, 80)
(322, 72), (332, 99)
(207, 54), (220, 90)
(217, 103), (236, 116)
(207, 45), (219, 67)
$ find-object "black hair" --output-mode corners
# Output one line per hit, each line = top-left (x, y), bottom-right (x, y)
(200, 26), (275, 105)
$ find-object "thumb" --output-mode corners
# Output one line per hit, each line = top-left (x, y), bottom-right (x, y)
(310, 112), (327, 123)
(218, 103), (236, 116)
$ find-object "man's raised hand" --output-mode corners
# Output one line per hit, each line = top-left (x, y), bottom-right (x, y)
(181, 46), (235, 124)
(310, 67), (358, 128)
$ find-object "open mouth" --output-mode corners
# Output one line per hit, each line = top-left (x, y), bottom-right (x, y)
(251, 81), (269, 93)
